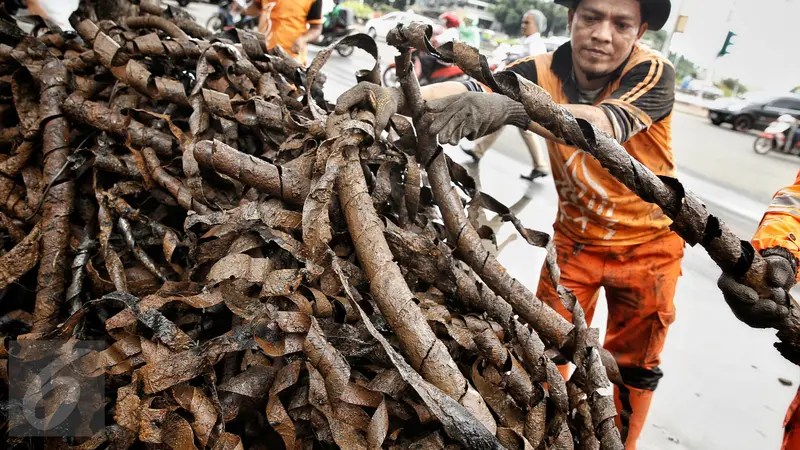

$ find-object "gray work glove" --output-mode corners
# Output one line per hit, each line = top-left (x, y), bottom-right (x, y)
(426, 93), (531, 145)
(334, 82), (407, 135)
(717, 247), (797, 329)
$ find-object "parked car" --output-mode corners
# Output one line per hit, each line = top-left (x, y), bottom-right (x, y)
(365, 11), (433, 40)
(679, 79), (723, 100)
(708, 93), (800, 132)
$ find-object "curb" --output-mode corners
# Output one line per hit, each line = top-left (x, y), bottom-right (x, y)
(674, 101), (709, 119)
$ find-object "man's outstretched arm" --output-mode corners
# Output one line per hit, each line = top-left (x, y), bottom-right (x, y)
(337, 74), (615, 144)
(417, 79), (614, 144)
(718, 171), (800, 330)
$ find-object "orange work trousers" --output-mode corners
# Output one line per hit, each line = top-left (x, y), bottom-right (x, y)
(783, 388), (800, 449)
(536, 229), (685, 449)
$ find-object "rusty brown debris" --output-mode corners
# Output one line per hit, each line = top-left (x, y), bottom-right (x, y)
(0, 4), (759, 450)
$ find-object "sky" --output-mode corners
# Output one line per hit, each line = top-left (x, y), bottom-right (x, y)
(342, 0), (798, 91)
(664, 0), (798, 91)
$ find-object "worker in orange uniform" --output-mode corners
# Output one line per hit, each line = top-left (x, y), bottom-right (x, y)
(718, 171), (800, 450)
(245, 0), (324, 65)
(335, 0), (676, 447)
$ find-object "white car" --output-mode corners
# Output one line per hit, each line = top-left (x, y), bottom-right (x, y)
(365, 11), (434, 41)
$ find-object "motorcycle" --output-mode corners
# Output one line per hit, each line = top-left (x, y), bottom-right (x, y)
(754, 114), (800, 156)
(382, 49), (496, 88)
(206, 0), (258, 34)
(312, 8), (356, 57)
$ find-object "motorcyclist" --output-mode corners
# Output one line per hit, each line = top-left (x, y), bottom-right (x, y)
(774, 115), (800, 153)
(416, 13), (461, 82)
(788, 116), (800, 151)
(435, 12), (461, 46)
(323, 0), (343, 32)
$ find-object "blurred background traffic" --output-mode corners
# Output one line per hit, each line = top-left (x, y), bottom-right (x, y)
(155, 0), (800, 184)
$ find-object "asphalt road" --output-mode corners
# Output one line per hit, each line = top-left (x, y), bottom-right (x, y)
(175, 3), (800, 449)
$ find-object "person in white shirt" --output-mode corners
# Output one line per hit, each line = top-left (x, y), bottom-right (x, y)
(521, 9), (548, 58)
(461, 9), (551, 181)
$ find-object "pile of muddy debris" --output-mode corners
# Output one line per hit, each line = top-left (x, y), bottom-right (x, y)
(0, 2), (643, 449)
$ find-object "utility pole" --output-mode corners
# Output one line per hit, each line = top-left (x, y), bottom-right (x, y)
(660, 0), (688, 58)
(726, 0), (738, 24)
(706, 0), (738, 88)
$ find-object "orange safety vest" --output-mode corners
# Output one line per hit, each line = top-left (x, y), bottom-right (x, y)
(753, 170), (800, 279)
(258, 0), (323, 65)
(507, 43), (676, 246)
(752, 170), (800, 449)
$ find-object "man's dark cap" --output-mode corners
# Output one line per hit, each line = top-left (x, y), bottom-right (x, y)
(554, 0), (671, 31)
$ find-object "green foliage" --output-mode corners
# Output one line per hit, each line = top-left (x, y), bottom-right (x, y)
(641, 29), (667, 50)
(341, 1), (375, 21)
(372, 2), (398, 13)
(493, 35), (521, 46)
(716, 77), (748, 97)
(669, 52), (699, 81)
(492, 0), (569, 37)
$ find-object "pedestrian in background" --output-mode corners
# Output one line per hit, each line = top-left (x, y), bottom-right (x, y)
(461, 9), (551, 181)
(246, 0), (324, 65)
(458, 14), (481, 48)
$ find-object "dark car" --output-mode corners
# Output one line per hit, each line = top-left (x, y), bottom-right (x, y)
(708, 93), (800, 132)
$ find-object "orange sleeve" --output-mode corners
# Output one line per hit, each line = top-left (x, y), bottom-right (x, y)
(477, 81), (493, 93)
(752, 170), (800, 280)
(306, 0), (323, 24)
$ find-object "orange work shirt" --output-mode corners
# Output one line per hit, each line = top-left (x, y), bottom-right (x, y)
(750, 174), (800, 449)
(501, 43), (677, 246)
(752, 170), (800, 281)
(258, 0), (323, 65)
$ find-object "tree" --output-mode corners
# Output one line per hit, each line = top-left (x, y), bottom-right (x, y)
(641, 29), (667, 50)
(669, 52), (699, 82)
(717, 77), (748, 97)
(535, 1), (569, 36)
(493, 0), (569, 36)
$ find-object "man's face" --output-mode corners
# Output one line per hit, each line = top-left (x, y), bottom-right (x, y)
(521, 15), (538, 37)
(568, 0), (647, 78)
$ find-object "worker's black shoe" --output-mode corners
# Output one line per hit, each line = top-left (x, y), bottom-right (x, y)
(521, 169), (548, 181)
(460, 145), (481, 163)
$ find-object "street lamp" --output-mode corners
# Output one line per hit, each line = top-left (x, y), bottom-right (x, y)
(660, 0), (688, 57)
